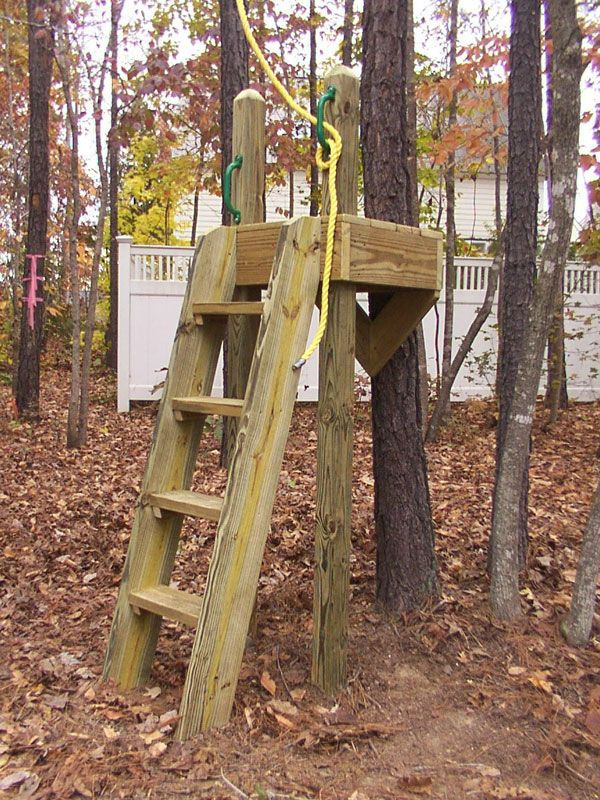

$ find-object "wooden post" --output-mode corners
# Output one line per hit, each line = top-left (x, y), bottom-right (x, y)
(225, 89), (266, 466)
(103, 227), (237, 689)
(312, 66), (359, 694)
(117, 235), (133, 413)
(177, 216), (322, 739)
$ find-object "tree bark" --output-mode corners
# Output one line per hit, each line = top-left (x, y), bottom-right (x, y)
(439, 0), (459, 430)
(190, 183), (200, 245)
(3, 16), (25, 387)
(490, 0), (581, 620)
(78, 32), (113, 447)
(342, 0), (353, 67)
(15, 0), (54, 418)
(219, 0), (248, 226)
(56, 28), (82, 449)
(309, 0), (319, 216)
(492, 0), (541, 569)
(561, 482), (600, 647)
(219, 0), (248, 467)
(361, 0), (438, 612)
(105, 0), (120, 371)
(542, 0), (568, 418)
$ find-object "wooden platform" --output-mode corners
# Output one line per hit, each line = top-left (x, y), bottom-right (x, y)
(235, 214), (443, 291)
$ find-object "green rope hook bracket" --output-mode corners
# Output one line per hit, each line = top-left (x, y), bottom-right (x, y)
(316, 86), (336, 160)
(224, 154), (243, 224)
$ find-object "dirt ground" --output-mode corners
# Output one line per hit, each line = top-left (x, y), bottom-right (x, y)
(0, 365), (599, 800)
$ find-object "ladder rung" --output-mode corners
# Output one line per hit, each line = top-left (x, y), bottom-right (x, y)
(193, 301), (264, 324)
(172, 396), (244, 420)
(129, 585), (201, 627)
(147, 490), (223, 521)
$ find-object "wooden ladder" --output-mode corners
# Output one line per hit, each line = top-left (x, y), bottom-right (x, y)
(103, 216), (322, 740)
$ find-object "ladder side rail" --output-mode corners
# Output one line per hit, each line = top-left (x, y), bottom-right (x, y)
(103, 226), (237, 689)
(177, 216), (322, 739)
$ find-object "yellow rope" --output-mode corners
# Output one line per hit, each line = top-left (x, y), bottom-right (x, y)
(234, 0), (342, 368)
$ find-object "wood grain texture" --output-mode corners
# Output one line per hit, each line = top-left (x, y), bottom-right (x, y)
(147, 490), (224, 521)
(176, 216), (321, 739)
(129, 586), (202, 627)
(355, 288), (439, 376)
(103, 226), (237, 689)
(235, 215), (440, 289)
(225, 89), (266, 467)
(312, 65), (359, 694)
(172, 396), (244, 420)
(193, 301), (263, 324)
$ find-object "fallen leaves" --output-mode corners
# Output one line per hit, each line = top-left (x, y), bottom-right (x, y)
(0, 371), (599, 798)
(260, 670), (277, 696)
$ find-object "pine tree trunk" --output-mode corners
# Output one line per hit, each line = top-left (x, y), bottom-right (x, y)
(219, 0), (248, 226)
(490, 0), (581, 620)
(309, 0), (319, 216)
(361, 0), (438, 613)
(105, 0), (120, 371)
(542, 0), (568, 420)
(492, 0), (541, 570)
(78, 3), (121, 446)
(342, 0), (353, 67)
(56, 31), (82, 449)
(190, 184), (200, 245)
(561, 482), (600, 647)
(219, 0), (248, 467)
(15, 0), (54, 418)
(439, 0), (458, 431)
(3, 20), (25, 387)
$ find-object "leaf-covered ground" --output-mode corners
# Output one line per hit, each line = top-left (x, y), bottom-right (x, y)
(0, 364), (599, 800)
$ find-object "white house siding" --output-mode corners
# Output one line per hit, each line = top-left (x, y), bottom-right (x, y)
(176, 171), (314, 243)
(176, 170), (548, 251)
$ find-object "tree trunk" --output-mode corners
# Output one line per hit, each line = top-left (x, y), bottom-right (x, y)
(3, 18), (25, 387)
(56, 29), (82, 449)
(77, 4), (121, 447)
(361, 0), (438, 613)
(542, 0), (568, 418)
(439, 0), (459, 430)
(545, 272), (568, 422)
(490, 0), (581, 620)
(561, 482), (600, 647)
(219, 0), (248, 467)
(309, 0), (319, 216)
(15, 0), (54, 419)
(190, 183), (200, 245)
(492, 0), (541, 570)
(219, 0), (248, 226)
(105, 0), (120, 371)
(342, 0), (353, 67)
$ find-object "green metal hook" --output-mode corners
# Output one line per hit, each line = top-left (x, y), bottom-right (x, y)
(224, 154), (243, 224)
(316, 86), (336, 159)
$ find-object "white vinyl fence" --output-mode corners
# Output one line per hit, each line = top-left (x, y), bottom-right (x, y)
(117, 235), (600, 412)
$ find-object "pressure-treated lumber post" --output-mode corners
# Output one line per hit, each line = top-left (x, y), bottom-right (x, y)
(312, 66), (359, 693)
(103, 227), (237, 689)
(176, 216), (321, 739)
(225, 89), (266, 467)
